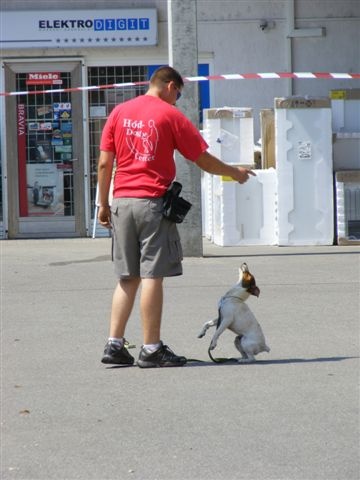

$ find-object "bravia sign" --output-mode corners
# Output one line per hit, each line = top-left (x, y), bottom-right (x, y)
(0, 9), (157, 48)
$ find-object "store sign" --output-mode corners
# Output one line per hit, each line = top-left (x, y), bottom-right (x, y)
(26, 72), (63, 85)
(0, 9), (157, 49)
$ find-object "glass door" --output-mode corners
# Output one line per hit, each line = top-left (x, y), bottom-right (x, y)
(4, 61), (85, 237)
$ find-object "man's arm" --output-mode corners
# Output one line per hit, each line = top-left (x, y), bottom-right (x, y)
(195, 151), (256, 184)
(97, 150), (115, 228)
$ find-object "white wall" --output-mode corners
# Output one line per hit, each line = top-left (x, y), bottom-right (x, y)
(1, 0), (359, 140)
(196, 0), (360, 139)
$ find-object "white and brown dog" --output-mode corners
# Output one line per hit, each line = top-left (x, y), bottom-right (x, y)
(198, 263), (270, 362)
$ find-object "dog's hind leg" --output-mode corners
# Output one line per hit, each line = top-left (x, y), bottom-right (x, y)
(234, 335), (248, 359)
(234, 336), (255, 363)
(198, 318), (217, 338)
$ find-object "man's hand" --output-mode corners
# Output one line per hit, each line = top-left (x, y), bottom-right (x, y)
(233, 167), (257, 184)
(98, 205), (111, 229)
(195, 151), (256, 183)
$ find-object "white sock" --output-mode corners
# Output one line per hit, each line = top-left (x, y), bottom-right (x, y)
(143, 342), (162, 353)
(108, 337), (124, 348)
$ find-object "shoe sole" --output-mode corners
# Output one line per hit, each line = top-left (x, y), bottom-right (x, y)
(101, 355), (134, 365)
(137, 359), (187, 368)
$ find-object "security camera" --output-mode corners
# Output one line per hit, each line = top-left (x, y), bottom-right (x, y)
(260, 20), (268, 31)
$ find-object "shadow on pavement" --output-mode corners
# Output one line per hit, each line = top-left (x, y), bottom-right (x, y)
(103, 356), (357, 369)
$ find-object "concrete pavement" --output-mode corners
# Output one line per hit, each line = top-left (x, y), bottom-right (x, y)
(1, 238), (360, 480)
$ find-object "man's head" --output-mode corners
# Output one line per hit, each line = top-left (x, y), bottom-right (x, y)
(148, 66), (184, 105)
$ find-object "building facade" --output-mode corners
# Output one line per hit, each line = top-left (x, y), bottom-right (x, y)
(0, 0), (359, 239)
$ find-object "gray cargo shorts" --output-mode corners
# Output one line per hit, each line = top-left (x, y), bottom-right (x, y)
(110, 197), (183, 279)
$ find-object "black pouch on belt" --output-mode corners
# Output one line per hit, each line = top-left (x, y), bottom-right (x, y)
(163, 181), (192, 223)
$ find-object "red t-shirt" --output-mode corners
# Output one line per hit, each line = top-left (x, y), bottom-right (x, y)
(100, 94), (208, 198)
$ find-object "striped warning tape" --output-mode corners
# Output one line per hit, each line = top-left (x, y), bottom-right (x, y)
(0, 72), (359, 97)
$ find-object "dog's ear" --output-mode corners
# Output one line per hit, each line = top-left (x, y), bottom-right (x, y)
(240, 263), (249, 273)
(239, 263), (249, 282)
(240, 263), (260, 296)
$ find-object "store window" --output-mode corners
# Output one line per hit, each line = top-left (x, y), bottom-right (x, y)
(87, 66), (148, 218)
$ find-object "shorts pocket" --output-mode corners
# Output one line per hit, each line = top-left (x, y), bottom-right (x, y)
(143, 198), (163, 223)
(110, 204), (118, 215)
(148, 198), (164, 213)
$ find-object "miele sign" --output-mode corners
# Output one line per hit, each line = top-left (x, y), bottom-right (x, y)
(0, 9), (157, 48)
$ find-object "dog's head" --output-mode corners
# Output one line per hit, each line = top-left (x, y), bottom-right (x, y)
(239, 263), (260, 297)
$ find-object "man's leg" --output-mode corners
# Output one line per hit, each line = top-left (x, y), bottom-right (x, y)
(140, 277), (163, 344)
(137, 277), (187, 368)
(109, 277), (141, 338)
(101, 277), (140, 365)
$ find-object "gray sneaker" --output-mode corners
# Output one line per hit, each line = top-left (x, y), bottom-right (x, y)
(137, 342), (187, 368)
(101, 340), (135, 365)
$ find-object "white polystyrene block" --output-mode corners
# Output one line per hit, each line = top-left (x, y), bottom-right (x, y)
(275, 105), (334, 245)
(335, 171), (360, 245)
(201, 171), (214, 240)
(331, 98), (360, 133)
(212, 169), (277, 246)
(333, 135), (360, 170)
(202, 118), (222, 159)
(203, 108), (254, 165)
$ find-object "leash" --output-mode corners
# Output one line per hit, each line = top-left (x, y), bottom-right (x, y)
(183, 347), (239, 364)
(206, 347), (239, 364)
(126, 343), (238, 364)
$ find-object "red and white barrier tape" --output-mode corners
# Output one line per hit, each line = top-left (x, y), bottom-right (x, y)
(1, 72), (359, 97)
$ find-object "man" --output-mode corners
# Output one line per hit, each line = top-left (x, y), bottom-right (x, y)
(98, 66), (255, 368)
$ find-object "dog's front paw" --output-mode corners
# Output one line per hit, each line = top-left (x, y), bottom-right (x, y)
(197, 332), (205, 339)
(209, 341), (217, 350)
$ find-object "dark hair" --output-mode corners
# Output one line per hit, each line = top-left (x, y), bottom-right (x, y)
(150, 66), (184, 89)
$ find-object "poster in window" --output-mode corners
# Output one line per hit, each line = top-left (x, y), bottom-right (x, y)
(26, 163), (64, 215)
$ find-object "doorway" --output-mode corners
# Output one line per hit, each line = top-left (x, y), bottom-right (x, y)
(4, 60), (85, 238)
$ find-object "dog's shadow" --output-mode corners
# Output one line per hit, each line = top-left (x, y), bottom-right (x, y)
(185, 355), (358, 367)
(103, 356), (357, 369)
